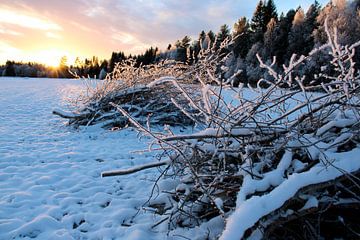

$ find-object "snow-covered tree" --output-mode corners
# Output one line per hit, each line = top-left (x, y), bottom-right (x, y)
(314, 0), (360, 70)
(245, 42), (265, 85)
(315, 0), (360, 46)
(99, 68), (107, 80)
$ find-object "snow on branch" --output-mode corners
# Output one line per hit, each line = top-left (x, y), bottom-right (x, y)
(55, 20), (360, 239)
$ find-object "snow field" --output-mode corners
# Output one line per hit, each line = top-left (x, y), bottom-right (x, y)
(1, 77), (358, 240)
(0, 78), (164, 239)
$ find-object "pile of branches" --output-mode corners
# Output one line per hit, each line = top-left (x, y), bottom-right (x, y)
(53, 37), (241, 130)
(102, 22), (360, 239)
(53, 59), (199, 128)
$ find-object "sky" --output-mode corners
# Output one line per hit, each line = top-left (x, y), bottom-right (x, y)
(0, 0), (329, 67)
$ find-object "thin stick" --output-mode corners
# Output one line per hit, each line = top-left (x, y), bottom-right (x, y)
(101, 160), (169, 177)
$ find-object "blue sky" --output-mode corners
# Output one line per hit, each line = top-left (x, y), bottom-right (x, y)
(0, 0), (329, 65)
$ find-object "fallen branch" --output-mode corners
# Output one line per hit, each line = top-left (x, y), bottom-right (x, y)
(101, 160), (170, 177)
(52, 109), (91, 119)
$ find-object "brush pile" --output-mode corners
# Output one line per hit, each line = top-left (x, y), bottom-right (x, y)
(102, 24), (360, 239)
(53, 38), (237, 129)
(55, 23), (360, 239)
(53, 60), (198, 128)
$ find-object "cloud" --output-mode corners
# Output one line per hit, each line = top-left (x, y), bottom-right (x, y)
(69, 21), (98, 33)
(112, 31), (136, 44)
(0, 41), (23, 62)
(0, 27), (23, 36)
(0, 8), (62, 31)
(46, 32), (62, 39)
(84, 5), (106, 17)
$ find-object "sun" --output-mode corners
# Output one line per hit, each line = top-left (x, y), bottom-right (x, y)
(32, 49), (75, 68)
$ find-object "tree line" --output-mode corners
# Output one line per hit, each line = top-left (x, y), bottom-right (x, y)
(0, 47), (159, 79)
(158, 0), (360, 86)
(1, 0), (359, 83)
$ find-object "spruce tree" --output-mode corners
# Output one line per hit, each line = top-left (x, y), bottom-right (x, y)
(193, 31), (206, 61)
(233, 17), (248, 37)
(264, 0), (278, 24)
(287, 8), (306, 57)
(233, 17), (251, 58)
(251, 0), (266, 43)
(303, 1), (321, 53)
(3, 61), (16, 76)
(263, 18), (277, 59)
(206, 30), (216, 49)
(199, 31), (206, 46)
(175, 36), (191, 63)
(181, 36), (191, 48)
(215, 24), (230, 50)
(274, 9), (296, 64)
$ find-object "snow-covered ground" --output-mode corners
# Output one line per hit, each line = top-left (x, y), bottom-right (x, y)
(0, 77), (168, 240)
(1, 77), (359, 240)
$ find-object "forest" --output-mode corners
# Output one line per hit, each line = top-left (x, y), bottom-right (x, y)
(2, 0), (359, 86)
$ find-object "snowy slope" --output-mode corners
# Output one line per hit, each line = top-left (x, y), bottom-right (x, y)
(0, 77), (167, 240)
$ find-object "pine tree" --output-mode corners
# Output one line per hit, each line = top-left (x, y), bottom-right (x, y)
(263, 18), (277, 59)
(58, 56), (71, 78)
(214, 24), (230, 50)
(303, 1), (321, 53)
(198, 30), (206, 49)
(264, 0), (278, 24)
(315, 0), (360, 46)
(206, 30), (216, 48)
(175, 36), (191, 63)
(181, 36), (191, 48)
(274, 9), (296, 64)
(287, 7), (306, 57)
(233, 17), (251, 58)
(136, 47), (158, 66)
(233, 17), (248, 37)
(59, 56), (68, 69)
(251, 0), (267, 43)
(194, 31), (207, 60)
(3, 61), (16, 76)
(109, 51), (126, 72)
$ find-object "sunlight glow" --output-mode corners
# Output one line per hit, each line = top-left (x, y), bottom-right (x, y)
(0, 41), (23, 62)
(32, 49), (75, 67)
(46, 32), (62, 39)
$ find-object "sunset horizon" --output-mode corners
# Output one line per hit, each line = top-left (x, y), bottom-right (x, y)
(0, 0), (328, 67)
